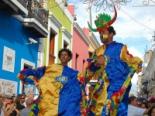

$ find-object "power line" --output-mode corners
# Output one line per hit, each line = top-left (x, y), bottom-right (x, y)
(133, 0), (155, 7)
(120, 8), (154, 32)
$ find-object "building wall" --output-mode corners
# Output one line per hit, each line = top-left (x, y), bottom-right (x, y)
(140, 50), (155, 98)
(0, 11), (39, 94)
(72, 27), (89, 72)
(147, 51), (155, 97)
(47, 0), (71, 32)
(47, 0), (72, 49)
(83, 28), (100, 53)
(44, 0), (73, 64)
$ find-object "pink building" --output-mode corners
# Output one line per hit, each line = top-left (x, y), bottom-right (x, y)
(72, 23), (89, 71)
(83, 28), (100, 54)
(67, 4), (99, 71)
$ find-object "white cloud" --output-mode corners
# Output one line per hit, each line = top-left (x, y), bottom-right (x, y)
(128, 47), (144, 59)
(130, 73), (139, 96)
(114, 6), (155, 41)
(73, 2), (90, 26)
(131, 73), (139, 85)
(128, 46), (144, 95)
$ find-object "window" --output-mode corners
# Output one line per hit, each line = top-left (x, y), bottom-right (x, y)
(82, 59), (85, 71)
(23, 64), (33, 69)
(2, 46), (15, 72)
(75, 53), (79, 69)
(49, 30), (56, 64)
(63, 40), (68, 49)
(21, 59), (35, 70)
(22, 62), (34, 94)
(20, 59), (35, 94)
(89, 51), (93, 58)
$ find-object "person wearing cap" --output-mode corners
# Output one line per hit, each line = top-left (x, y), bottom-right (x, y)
(81, 6), (142, 116)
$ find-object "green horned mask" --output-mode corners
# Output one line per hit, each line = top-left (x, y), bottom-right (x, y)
(88, 6), (117, 33)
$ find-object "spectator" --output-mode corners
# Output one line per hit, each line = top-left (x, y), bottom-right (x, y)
(0, 94), (3, 115)
(0, 95), (19, 116)
(128, 95), (145, 116)
(137, 97), (148, 109)
(129, 96), (138, 106)
(20, 97), (33, 116)
(148, 97), (155, 108)
(16, 94), (25, 111)
(147, 104), (155, 116)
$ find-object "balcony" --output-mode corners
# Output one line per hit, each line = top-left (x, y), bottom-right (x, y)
(0, 0), (28, 15)
(22, 0), (48, 37)
(0, 0), (48, 37)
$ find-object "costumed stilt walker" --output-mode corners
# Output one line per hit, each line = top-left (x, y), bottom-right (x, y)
(79, 6), (142, 116)
(18, 49), (81, 116)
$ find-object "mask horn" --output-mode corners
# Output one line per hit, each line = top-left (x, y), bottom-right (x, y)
(88, 22), (97, 32)
(105, 6), (117, 27)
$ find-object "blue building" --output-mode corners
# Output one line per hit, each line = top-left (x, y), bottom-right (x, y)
(0, 0), (48, 95)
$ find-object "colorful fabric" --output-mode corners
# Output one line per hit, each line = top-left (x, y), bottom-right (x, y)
(18, 64), (81, 116)
(80, 41), (142, 116)
(79, 45), (109, 115)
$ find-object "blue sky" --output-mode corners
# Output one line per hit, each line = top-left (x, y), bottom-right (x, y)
(67, 0), (155, 95)
(67, 0), (155, 58)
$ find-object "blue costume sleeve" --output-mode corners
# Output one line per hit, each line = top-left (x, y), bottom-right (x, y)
(19, 66), (46, 84)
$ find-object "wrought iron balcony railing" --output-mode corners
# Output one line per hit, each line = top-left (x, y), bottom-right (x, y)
(17, 0), (28, 8)
(0, 0), (28, 15)
(27, 0), (48, 28)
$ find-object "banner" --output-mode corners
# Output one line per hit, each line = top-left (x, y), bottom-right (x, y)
(0, 79), (17, 96)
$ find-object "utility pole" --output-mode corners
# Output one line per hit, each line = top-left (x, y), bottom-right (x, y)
(88, 2), (92, 26)
(152, 31), (155, 41)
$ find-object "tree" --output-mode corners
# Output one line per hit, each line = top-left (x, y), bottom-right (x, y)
(83, 0), (132, 11)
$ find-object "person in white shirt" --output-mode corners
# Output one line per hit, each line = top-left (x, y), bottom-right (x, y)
(128, 96), (145, 116)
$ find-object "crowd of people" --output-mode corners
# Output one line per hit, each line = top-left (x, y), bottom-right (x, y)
(128, 95), (155, 116)
(0, 94), (35, 116)
(1, 93), (155, 116)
